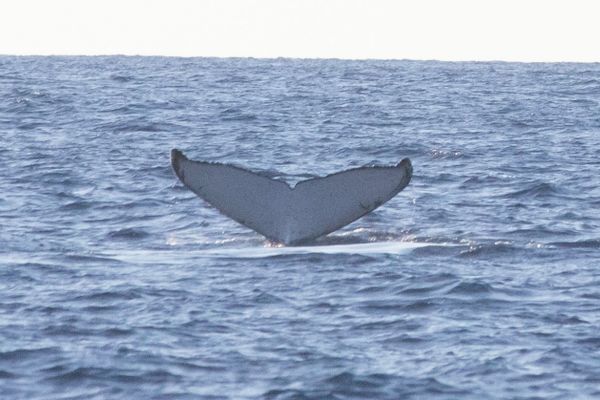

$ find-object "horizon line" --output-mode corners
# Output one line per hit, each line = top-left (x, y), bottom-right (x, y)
(1, 53), (599, 64)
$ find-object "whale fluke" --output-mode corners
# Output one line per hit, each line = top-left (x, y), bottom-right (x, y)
(171, 149), (412, 245)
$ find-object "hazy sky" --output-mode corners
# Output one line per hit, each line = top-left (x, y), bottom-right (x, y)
(1, 0), (599, 61)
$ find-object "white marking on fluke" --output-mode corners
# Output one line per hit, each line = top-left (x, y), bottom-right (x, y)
(171, 149), (412, 245)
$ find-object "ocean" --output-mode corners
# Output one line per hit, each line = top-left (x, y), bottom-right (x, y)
(1, 56), (599, 399)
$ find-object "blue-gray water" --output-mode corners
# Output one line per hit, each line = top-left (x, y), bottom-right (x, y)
(1, 56), (600, 399)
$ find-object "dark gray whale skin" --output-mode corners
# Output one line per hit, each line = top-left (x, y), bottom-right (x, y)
(171, 149), (412, 245)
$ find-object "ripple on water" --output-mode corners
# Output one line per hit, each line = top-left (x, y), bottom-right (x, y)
(1, 56), (599, 399)
(107, 227), (151, 240)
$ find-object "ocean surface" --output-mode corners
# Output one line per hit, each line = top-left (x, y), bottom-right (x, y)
(1, 56), (600, 399)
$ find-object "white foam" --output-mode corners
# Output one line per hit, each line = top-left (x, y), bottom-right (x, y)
(110, 241), (432, 264)
(203, 241), (429, 258)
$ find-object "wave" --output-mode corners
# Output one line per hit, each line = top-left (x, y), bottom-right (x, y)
(72, 289), (142, 302)
(550, 239), (600, 249)
(42, 366), (181, 384)
(93, 119), (183, 133)
(107, 227), (150, 240)
(59, 200), (93, 211)
(447, 280), (494, 295)
(109, 74), (135, 83)
(499, 182), (560, 199)
(220, 112), (258, 122)
(0, 347), (60, 362)
(459, 241), (519, 257)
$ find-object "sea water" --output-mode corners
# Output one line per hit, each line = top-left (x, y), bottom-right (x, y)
(1, 56), (600, 399)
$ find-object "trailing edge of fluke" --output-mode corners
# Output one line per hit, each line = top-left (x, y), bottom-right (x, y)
(171, 149), (412, 245)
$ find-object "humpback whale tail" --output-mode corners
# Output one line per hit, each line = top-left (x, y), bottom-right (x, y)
(171, 149), (412, 245)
